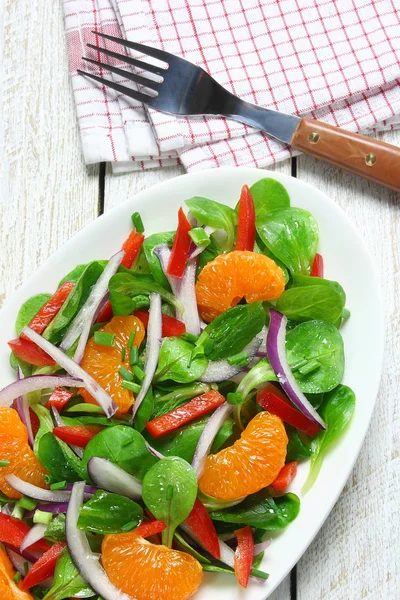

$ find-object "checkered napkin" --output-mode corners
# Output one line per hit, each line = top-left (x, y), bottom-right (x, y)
(63, 0), (400, 172)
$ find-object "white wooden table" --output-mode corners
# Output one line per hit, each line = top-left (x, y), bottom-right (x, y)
(1, 2), (400, 598)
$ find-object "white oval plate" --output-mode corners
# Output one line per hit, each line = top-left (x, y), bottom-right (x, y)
(0, 168), (384, 599)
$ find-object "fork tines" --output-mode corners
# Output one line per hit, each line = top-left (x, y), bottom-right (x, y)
(77, 31), (169, 104)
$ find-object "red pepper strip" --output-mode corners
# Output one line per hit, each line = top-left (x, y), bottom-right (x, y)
(20, 541), (66, 590)
(311, 253), (324, 277)
(19, 282), (75, 340)
(185, 498), (220, 559)
(257, 383), (320, 437)
(235, 184), (256, 252)
(0, 514), (50, 553)
(145, 390), (225, 438)
(121, 230), (145, 269)
(30, 409), (40, 438)
(8, 337), (56, 367)
(96, 301), (114, 324)
(96, 230), (145, 324)
(167, 208), (192, 278)
(271, 461), (298, 491)
(132, 520), (166, 539)
(53, 425), (102, 448)
(135, 310), (186, 337)
(45, 387), (73, 412)
(234, 525), (254, 588)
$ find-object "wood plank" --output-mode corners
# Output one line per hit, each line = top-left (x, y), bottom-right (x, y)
(296, 130), (400, 599)
(0, 0), (99, 308)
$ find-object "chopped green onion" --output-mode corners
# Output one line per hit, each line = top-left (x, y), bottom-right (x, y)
(17, 496), (37, 511)
(13, 572), (22, 584)
(11, 505), (24, 520)
(121, 520), (138, 532)
(128, 331), (136, 349)
(122, 381), (141, 394)
(227, 392), (243, 405)
(189, 227), (211, 247)
(122, 438), (133, 447)
(129, 346), (139, 366)
(44, 474), (58, 485)
(131, 212), (145, 233)
(23, 561), (29, 576)
(121, 347), (126, 362)
(133, 365), (145, 382)
(119, 366), (134, 381)
(93, 332), (116, 347)
(227, 351), (249, 367)
(50, 481), (67, 491)
(0, 460), (10, 467)
(181, 332), (199, 344)
(342, 308), (351, 320)
(189, 346), (205, 366)
(33, 510), (53, 525)
(298, 360), (320, 376)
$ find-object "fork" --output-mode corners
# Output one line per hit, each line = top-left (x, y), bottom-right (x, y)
(79, 32), (400, 192)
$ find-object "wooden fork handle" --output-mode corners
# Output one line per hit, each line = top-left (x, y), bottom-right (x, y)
(291, 117), (400, 192)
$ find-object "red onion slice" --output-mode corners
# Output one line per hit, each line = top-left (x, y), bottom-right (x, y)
(153, 244), (180, 297)
(267, 309), (326, 430)
(7, 549), (32, 575)
(87, 457), (142, 500)
(60, 251), (125, 361)
(145, 441), (165, 460)
(66, 482), (133, 600)
(177, 257), (201, 335)
(192, 402), (232, 478)
(199, 328), (266, 383)
(22, 327), (117, 418)
(26, 503), (69, 516)
(188, 226), (216, 260)
(131, 293), (162, 422)
(5, 474), (72, 502)
(50, 406), (84, 459)
(0, 375), (83, 407)
(20, 523), (47, 553)
(15, 368), (35, 448)
(254, 539), (272, 555)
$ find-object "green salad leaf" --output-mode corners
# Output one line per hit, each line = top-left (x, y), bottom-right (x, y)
(45, 514), (66, 543)
(43, 261), (105, 344)
(198, 302), (265, 361)
(144, 414), (234, 463)
(142, 456), (198, 547)
(143, 231), (175, 288)
(78, 490), (143, 534)
(290, 273), (346, 305)
(185, 197), (237, 250)
(285, 425), (312, 462)
(109, 272), (183, 316)
(155, 337), (208, 383)
(250, 177), (290, 221)
(257, 207), (319, 275)
(303, 385), (355, 494)
(82, 425), (157, 481)
(15, 293), (52, 335)
(134, 386), (154, 433)
(276, 286), (344, 325)
(151, 383), (211, 419)
(286, 320), (345, 393)
(37, 432), (83, 482)
(210, 491), (300, 530)
(43, 548), (94, 600)
(202, 564), (269, 580)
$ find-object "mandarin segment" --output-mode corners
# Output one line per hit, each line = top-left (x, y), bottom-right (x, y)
(0, 546), (34, 600)
(199, 411), (288, 500)
(102, 532), (203, 600)
(0, 408), (48, 499)
(195, 250), (285, 322)
(79, 316), (145, 415)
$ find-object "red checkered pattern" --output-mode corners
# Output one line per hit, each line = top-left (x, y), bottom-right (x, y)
(63, 0), (400, 172)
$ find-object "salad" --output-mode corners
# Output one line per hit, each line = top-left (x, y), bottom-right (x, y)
(0, 177), (355, 600)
